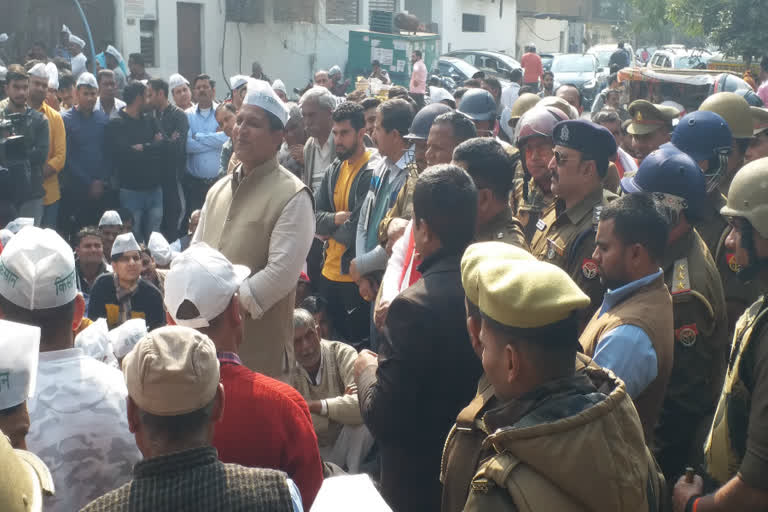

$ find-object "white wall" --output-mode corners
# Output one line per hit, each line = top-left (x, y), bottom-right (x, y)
(114, 0), (369, 97)
(517, 17), (568, 55)
(438, 0), (517, 55)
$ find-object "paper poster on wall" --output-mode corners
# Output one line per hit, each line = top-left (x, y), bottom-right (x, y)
(372, 47), (394, 66)
(393, 40), (407, 51)
(125, 0), (144, 17)
(363, 35), (370, 42)
(396, 60), (406, 72)
(371, 39), (381, 48)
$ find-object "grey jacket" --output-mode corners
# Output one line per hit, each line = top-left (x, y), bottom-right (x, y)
(315, 150), (380, 276)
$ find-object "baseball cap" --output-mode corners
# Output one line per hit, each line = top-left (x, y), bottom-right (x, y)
(0, 320), (40, 410)
(164, 243), (251, 328)
(123, 325), (220, 416)
(0, 433), (54, 512)
(0, 227), (77, 310)
(243, 79), (289, 128)
(110, 232), (140, 259)
(98, 210), (123, 227)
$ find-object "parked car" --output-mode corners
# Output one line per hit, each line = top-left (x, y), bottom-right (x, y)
(435, 56), (511, 90)
(551, 53), (606, 108)
(587, 43), (636, 73)
(540, 53), (561, 72)
(648, 47), (712, 70)
(444, 49), (522, 81)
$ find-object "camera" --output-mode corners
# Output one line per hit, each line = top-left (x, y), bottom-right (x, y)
(0, 113), (29, 202)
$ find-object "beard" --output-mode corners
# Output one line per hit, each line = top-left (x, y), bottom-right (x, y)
(336, 143), (359, 162)
(599, 273), (629, 291)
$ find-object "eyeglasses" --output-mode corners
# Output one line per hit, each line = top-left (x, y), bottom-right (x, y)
(553, 150), (570, 166)
(117, 254), (141, 263)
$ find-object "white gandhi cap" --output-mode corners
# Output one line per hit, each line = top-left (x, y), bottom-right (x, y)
(147, 232), (174, 266)
(164, 243), (251, 328)
(272, 79), (287, 95)
(45, 62), (58, 90)
(5, 218), (33, 234)
(109, 318), (147, 359)
(76, 72), (98, 89)
(27, 63), (48, 80)
(111, 232), (141, 259)
(0, 227), (77, 310)
(243, 79), (289, 128)
(69, 34), (85, 49)
(229, 74), (248, 91)
(98, 210), (122, 227)
(169, 73), (189, 91)
(0, 320), (40, 410)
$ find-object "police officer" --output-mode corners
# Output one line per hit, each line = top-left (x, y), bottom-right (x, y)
(458, 88), (498, 138)
(512, 106), (569, 242)
(672, 111), (763, 335)
(505, 92), (540, 137)
(529, 119), (618, 325)
(442, 242), (663, 512)
(621, 144), (729, 481)
(699, 92), (753, 194)
(746, 106), (768, 163)
(626, 99), (680, 163)
(673, 157), (768, 512)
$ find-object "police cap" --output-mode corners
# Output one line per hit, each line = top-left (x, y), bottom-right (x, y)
(627, 100), (680, 136)
(553, 120), (617, 162)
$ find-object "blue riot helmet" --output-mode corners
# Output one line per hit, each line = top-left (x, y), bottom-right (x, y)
(670, 111), (732, 193)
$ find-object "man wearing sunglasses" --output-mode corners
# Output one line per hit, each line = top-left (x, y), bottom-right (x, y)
(88, 232), (166, 330)
(529, 120), (618, 327)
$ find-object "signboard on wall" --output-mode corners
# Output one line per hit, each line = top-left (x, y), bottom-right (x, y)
(125, 0), (144, 18)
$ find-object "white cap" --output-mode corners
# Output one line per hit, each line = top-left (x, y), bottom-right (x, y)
(0, 34), (7, 44)
(27, 62), (48, 79)
(169, 73), (189, 91)
(329, 65), (342, 77)
(0, 227), (77, 310)
(105, 45), (123, 63)
(108, 318), (147, 359)
(148, 232), (174, 266)
(76, 72), (98, 89)
(429, 86), (453, 104)
(0, 229), (12, 247)
(0, 320), (40, 410)
(272, 79), (287, 95)
(164, 243), (251, 328)
(110, 232), (140, 259)
(243, 79), (289, 128)
(5, 218), (33, 234)
(229, 74), (248, 91)
(98, 210), (122, 227)
(74, 318), (118, 368)
(69, 34), (85, 49)
(0, 66), (6, 81)
(45, 62), (59, 90)
(62, 24), (71, 34)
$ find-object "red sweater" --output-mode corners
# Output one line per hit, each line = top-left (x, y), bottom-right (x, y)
(213, 361), (323, 509)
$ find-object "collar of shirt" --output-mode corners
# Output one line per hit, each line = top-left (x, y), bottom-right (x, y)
(392, 145), (414, 170)
(556, 185), (604, 225)
(194, 102), (218, 118)
(38, 347), (86, 364)
(296, 345), (325, 386)
(134, 446), (218, 479)
(599, 269), (663, 316)
(313, 135), (333, 157)
(217, 352), (242, 366)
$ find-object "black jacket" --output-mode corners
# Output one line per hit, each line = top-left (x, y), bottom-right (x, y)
(357, 249), (483, 512)
(314, 151), (378, 276)
(106, 109), (169, 190)
(87, 274), (166, 330)
(156, 103), (189, 179)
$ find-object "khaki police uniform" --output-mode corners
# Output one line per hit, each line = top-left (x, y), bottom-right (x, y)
(476, 206), (527, 249)
(530, 186), (616, 323)
(626, 100), (680, 137)
(654, 228), (729, 479)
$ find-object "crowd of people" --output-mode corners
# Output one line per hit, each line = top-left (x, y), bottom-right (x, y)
(0, 31), (767, 512)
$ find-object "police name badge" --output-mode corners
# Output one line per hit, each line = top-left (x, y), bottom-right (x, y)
(536, 218), (547, 231)
(581, 258), (599, 280)
(675, 323), (698, 347)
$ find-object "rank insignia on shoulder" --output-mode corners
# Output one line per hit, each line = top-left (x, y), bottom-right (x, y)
(670, 257), (691, 295)
(536, 218), (547, 231)
(675, 323), (698, 347)
(726, 253), (741, 273)
(592, 206), (603, 229)
(546, 238), (565, 260)
(581, 258), (599, 279)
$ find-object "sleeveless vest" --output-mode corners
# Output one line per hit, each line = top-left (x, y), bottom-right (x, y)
(579, 274), (674, 443)
(704, 295), (768, 483)
(198, 157), (310, 378)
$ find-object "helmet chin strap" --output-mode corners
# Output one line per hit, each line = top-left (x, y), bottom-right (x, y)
(737, 222), (768, 282)
(704, 152), (729, 194)
(521, 153), (531, 203)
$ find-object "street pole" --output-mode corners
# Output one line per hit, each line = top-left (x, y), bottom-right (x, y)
(72, 0), (98, 73)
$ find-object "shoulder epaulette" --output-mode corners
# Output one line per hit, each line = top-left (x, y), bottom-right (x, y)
(671, 257), (691, 295)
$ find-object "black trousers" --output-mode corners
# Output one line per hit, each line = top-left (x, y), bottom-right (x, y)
(182, 174), (217, 227)
(161, 168), (185, 241)
(318, 273), (371, 349)
(58, 179), (117, 244)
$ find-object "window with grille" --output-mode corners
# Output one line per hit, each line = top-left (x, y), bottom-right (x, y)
(274, 0), (315, 23)
(370, 0), (397, 14)
(225, 0), (265, 23)
(139, 19), (156, 67)
(327, 0), (359, 24)
(462, 14), (485, 32)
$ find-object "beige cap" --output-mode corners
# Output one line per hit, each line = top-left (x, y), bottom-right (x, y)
(123, 326), (220, 416)
(0, 433), (54, 512)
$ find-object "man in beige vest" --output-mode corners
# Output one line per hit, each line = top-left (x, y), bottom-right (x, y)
(194, 80), (313, 380)
(450, 244), (663, 511)
(579, 193), (674, 443)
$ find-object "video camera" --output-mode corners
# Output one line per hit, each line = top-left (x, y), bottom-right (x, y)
(0, 112), (29, 202)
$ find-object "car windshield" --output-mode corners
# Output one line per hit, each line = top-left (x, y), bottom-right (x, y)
(552, 55), (595, 73)
(493, 53), (521, 69)
(592, 50), (614, 67)
(674, 55), (709, 69)
(445, 58), (477, 78)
